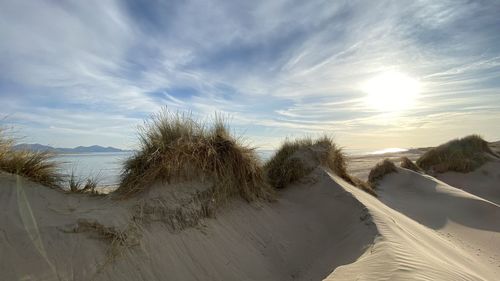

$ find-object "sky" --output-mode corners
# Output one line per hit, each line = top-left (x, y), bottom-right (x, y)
(1, 0), (500, 151)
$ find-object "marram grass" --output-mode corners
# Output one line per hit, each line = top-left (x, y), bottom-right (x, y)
(416, 134), (495, 173)
(117, 108), (273, 205)
(265, 136), (376, 196)
(400, 157), (422, 173)
(0, 128), (61, 187)
(368, 159), (398, 187)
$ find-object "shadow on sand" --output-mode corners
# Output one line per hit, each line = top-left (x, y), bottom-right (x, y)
(377, 168), (500, 233)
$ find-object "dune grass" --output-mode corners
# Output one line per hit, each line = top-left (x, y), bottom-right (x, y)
(264, 137), (321, 189)
(264, 136), (349, 189)
(0, 129), (61, 187)
(69, 172), (101, 194)
(116, 108), (273, 205)
(264, 136), (376, 195)
(416, 134), (495, 173)
(368, 159), (398, 187)
(0, 128), (103, 192)
(400, 157), (422, 173)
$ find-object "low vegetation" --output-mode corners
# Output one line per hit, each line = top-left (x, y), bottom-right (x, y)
(68, 172), (101, 195)
(117, 108), (273, 205)
(0, 128), (61, 187)
(416, 134), (496, 173)
(0, 128), (105, 193)
(368, 159), (398, 187)
(265, 137), (323, 189)
(264, 136), (376, 195)
(400, 157), (422, 173)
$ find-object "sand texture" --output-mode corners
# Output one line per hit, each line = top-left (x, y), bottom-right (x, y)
(0, 169), (375, 281)
(327, 168), (499, 280)
(1, 148), (499, 280)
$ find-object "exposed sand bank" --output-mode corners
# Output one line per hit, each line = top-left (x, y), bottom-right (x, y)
(436, 160), (500, 204)
(0, 168), (376, 281)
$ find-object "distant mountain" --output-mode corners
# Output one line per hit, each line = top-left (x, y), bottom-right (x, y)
(13, 143), (132, 153)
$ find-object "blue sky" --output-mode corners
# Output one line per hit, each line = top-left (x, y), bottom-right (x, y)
(1, 0), (500, 151)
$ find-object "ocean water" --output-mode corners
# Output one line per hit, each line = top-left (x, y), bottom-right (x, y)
(54, 152), (132, 186)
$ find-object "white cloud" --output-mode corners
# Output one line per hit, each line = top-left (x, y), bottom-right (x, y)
(1, 0), (499, 150)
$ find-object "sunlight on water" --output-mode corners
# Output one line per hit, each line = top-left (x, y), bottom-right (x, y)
(369, 148), (408, 155)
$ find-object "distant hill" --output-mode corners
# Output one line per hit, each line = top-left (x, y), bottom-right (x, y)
(13, 143), (132, 154)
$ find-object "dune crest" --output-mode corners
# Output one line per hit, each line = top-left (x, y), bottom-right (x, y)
(326, 169), (499, 280)
(436, 159), (500, 205)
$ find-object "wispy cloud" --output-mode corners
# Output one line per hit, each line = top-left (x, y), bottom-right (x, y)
(1, 0), (499, 150)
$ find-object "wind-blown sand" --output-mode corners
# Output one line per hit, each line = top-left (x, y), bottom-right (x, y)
(1, 146), (499, 280)
(326, 168), (499, 280)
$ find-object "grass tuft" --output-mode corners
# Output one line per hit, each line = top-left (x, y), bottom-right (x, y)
(0, 128), (61, 187)
(400, 157), (422, 173)
(264, 136), (344, 188)
(68, 172), (101, 195)
(264, 136), (376, 195)
(416, 134), (495, 173)
(116, 108), (273, 205)
(368, 159), (398, 187)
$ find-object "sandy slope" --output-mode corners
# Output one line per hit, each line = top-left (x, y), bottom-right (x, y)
(2, 152), (499, 280)
(0, 169), (376, 281)
(436, 159), (500, 205)
(326, 169), (500, 281)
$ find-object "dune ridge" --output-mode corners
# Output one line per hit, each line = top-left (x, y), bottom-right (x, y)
(326, 168), (499, 281)
(436, 159), (500, 205)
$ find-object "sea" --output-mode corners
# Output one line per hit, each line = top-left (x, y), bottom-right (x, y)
(55, 148), (407, 187)
(55, 152), (132, 187)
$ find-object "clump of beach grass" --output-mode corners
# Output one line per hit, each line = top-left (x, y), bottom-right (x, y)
(368, 159), (398, 187)
(116, 108), (273, 205)
(0, 128), (61, 187)
(264, 136), (376, 195)
(68, 172), (101, 195)
(416, 134), (496, 173)
(400, 157), (422, 173)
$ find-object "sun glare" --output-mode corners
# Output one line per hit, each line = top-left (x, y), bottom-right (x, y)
(362, 71), (420, 112)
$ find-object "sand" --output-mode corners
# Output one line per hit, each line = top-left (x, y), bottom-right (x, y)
(436, 160), (500, 205)
(1, 146), (499, 280)
(0, 169), (376, 281)
(326, 168), (499, 280)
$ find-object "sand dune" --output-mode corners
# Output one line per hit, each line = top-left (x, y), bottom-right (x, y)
(2, 143), (500, 280)
(377, 168), (500, 273)
(0, 169), (376, 281)
(326, 169), (499, 281)
(435, 159), (500, 205)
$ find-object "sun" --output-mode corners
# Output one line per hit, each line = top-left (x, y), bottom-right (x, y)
(362, 71), (420, 112)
